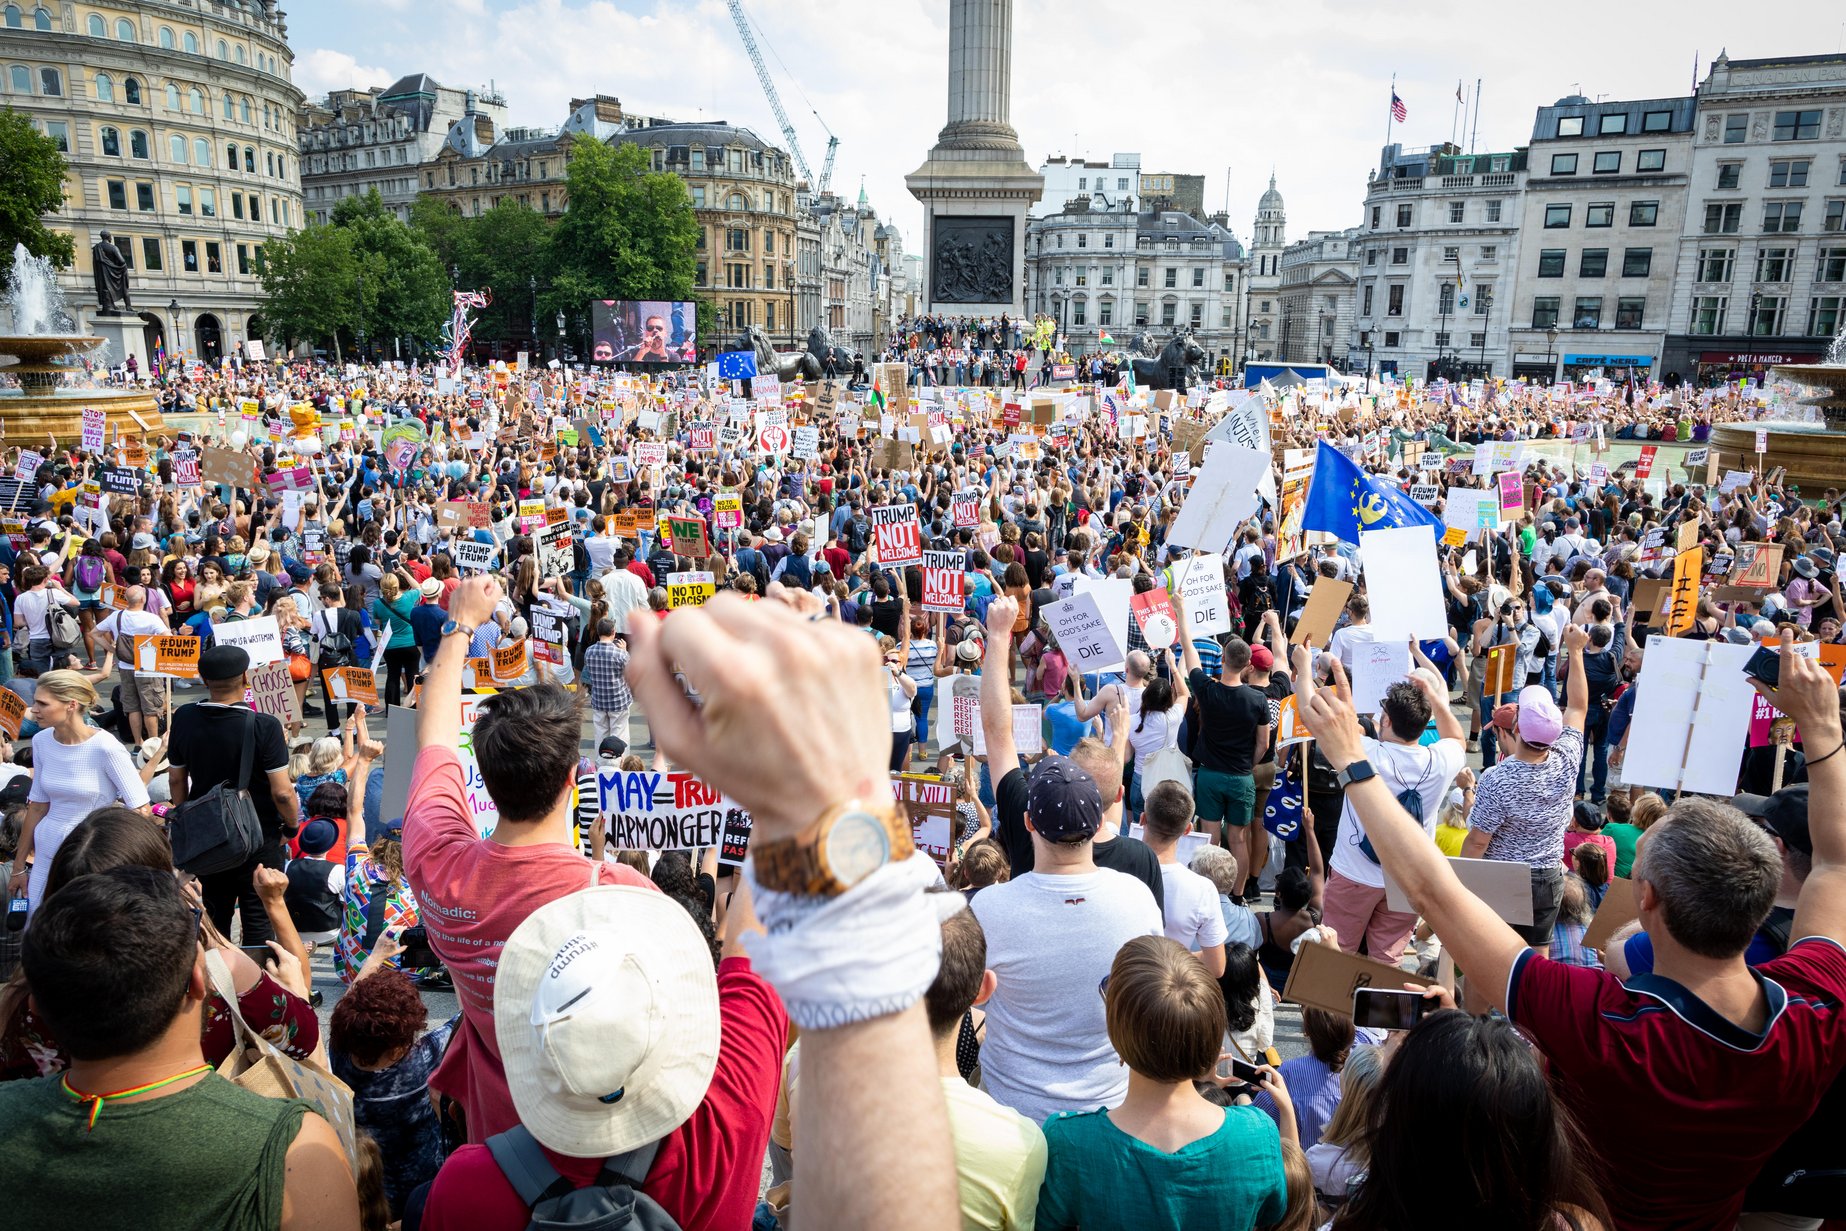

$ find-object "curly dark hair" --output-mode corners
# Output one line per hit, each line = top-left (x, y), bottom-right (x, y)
(330, 968), (427, 1068)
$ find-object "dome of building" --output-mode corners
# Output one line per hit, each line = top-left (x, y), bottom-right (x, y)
(1258, 173), (1284, 212)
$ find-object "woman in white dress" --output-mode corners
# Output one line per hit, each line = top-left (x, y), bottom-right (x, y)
(6, 670), (150, 914)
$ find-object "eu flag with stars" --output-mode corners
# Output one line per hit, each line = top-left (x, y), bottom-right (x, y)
(716, 350), (758, 381)
(1301, 440), (1444, 545)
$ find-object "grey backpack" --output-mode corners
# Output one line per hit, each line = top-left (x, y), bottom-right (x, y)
(486, 1126), (680, 1231)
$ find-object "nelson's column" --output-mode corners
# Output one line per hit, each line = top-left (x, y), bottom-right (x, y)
(905, 0), (1044, 318)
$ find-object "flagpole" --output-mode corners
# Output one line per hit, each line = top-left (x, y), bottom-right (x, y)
(1385, 72), (1396, 156)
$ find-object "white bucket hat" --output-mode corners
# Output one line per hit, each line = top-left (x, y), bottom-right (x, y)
(494, 886), (720, 1157)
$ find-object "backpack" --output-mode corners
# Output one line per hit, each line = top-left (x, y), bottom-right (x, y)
(45, 598), (81, 651)
(168, 709), (265, 876)
(74, 555), (106, 591)
(487, 1124), (680, 1231)
(315, 609), (357, 667)
(846, 516), (870, 555)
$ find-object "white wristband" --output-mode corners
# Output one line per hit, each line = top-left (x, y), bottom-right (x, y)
(743, 851), (951, 1030)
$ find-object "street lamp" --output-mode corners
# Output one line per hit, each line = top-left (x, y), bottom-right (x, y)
(356, 268), (366, 363)
(557, 309), (566, 363)
(1476, 287), (1494, 377)
(528, 274), (538, 361)
(1545, 324), (1559, 380)
(167, 298), (181, 373)
(1748, 289), (1763, 338)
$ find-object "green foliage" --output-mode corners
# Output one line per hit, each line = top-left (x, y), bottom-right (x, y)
(546, 138), (699, 322)
(457, 200), (552, 344)
(330, 190), (449, 352)
(257, 223), (356, 357)
(0, 106), (75, 278)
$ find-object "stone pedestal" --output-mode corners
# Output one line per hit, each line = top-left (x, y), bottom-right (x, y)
(906, 0), (1042, 317)
(85, 314), (150, 374)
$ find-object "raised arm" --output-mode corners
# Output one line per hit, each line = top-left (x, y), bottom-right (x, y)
(1292, 645), (1529, 1011)
(1559, 623), (1589, 732)
(419, 575), (502, 750)
(981, 595), (1021, 782)
(1756, 635), (1846, 945)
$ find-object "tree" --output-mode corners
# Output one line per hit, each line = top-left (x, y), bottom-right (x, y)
(258, 223), (357, 359)
(0, 106), (75, 281)
(454, 200), (553, 346)
(329, 190), (449, 357)
(546, 138), (699, 327)
(407, 194), (468, 276)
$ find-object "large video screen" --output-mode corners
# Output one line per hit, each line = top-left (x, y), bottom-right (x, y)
(589, 300), (697, 364)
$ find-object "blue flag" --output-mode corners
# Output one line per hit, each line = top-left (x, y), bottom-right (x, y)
(1301, 440), (1444, 545)
(716, 350), (758, 381)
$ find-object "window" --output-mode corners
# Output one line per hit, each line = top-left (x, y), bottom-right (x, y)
(1551, 153), (1579, 176)
(94, 72), (114, 102)
(1545, 204), (1572, 228)
(1104, 233), (1114, 248)
(1580, 249), (1608, 277)
(1827, 201), (1845, 233)
(1538, 249), (1566, 277)
(1, 7), (16, 28)
(205, 241), (221, 274)
(1097, 300), (1116, 328)
(141, 236), (161, 271)
(1396, 204), (1411, 227)
(100, 126), (120, 157)
(1133, 301), (1147, 327)
(116, 17), (133, 41)
(1615, 297), (1646, 329)
(1384, 331), (1401, 347)
(1692, 296), (1727, 334)
(1439, 283), (1455, 314)
(1481, 244), (1498, 261)
(1593, 151), (1621, 174)
(1557, 115), (1584, 137)
(226, 142), (237, 170)
(1161, 303), (1177, 327)
(1448, 201), (1464, 223)
(1769, 160), (1810, 188)
(1361, 285), (1374, 314)
(168, 135), (185, 164)
(1586, 203), (1614, 227)
(188, 87), (202, 115)
(1724, 114), (1748, 144)
(1642, 109), (1672, 133)
(105, 179), (126, 210)
(181, 239), (197, 272)
(223, 92), (233, 120)
(1164, 268), (1176, 288)
(1443, 245), (1460, 261)
(86, 14), (103, 36)
(129, 130), (147, 159)
(1599, 112), (1628, 135)
(1704, 202), (1742, 234)
(1811, 296), (1843, 338)
(1191, 267), (1203, 287)
(43, 119), (66, 152)
(199, 187), (215, 218)
(1387, 284), (1404, 316)
(1532, 297), (1560, 328)
(1365, 247), (1378, 266)
(1433, 331), (1452, 348)
(240, 98), (250, 124)
(38, 67), (59, 96)
(246, 193), (258, 220)
(1391, 247), (1408, 265)
(1750, 295), (1786, 335)
(165, 82), (179, 110)
(1486, 200), (1503, 222)
(159, 26), (173, 48)
(1757, 247), (1793, 282)
(1630, 201), (1659, 226)
(1077, 177), (1087, 190)
(176, 185), (191, 215)
(1371, 206), (1381, 229)
(265, 152), (274, 176)
(1622, 247), (1653, 277)
(1219, 304), (1231, 327)
(1136, 267), (1148, 287)
(1774, 110), (1822, 141)
(193, 138), (208, 167)
(244, 148), (254, 173)
(30, 5), (45, 30)
(1573, 297), (1603, 328)
(1709, 164), (1740, 195)
(10, 66), (29, 94)
(1475, 284), (1491, 314)
(1764, 202), (1803, 233)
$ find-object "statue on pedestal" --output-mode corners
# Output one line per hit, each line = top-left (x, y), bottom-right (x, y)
(92, 232), (132, 316)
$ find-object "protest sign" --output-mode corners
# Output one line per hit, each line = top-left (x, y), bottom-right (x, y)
(712, 492), (743, 530)
(1496, 471), (1523, 517)
(245, 659), (302, 727)
(172, 454), (201, 486)
(869, 503), (923, 567)
(14, 450), (42, 484)
(81, 406), (106, 452)
(1166, 442), (1268, 551)
(1043, 589), (1126, 674)
(321, 666), (378, 707)
(1359, 526), (1446, 641)
(1409, 483), (1441, 506)
(211, 615), (283, 666)
(436, 501), (472, 532)
(1290, 578), (1353, 647)
(1482, 643), (1517, 699)
(1282, 938), (1436, 1017)
(716, 809), (755, 871)
(1350, 639), (1410, 714)
(1733, 543), (1782, 588)
(756, 409), (791, 454)
(1129, 587), (1179, 649)
(201, 447), (251, 489)
(666, 515), (710, 558)
(921, 550), (966, 613)
(689, 425), (716, 452)
(0, 689), (24, 739)
(596, 768), (736, 851)
(1171, 553), (1232, 638)
(1385, 857), (1534, 925)
(951, 492), (981, 529)
(1441, 488), (1492, 544)
(1623, 637), (1758, 796)
(491, 639), (530, 684)
(133, 634), (200, 679)
(449, 539), (496, 573)
(667, 571), (716, 608)
(100, 465), (142, 496)
(535, 520), (573, 579)
(792, 424), (820, 461)
(632, 441), (667, 469)
(1583, 879), (1639, 952)
(895, 773), (957, 865)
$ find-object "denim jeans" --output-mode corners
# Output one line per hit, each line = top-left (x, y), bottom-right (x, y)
(1578, 707), (1610, 802)
(20, 637), (51, 678)
(912, 682), (935, 746)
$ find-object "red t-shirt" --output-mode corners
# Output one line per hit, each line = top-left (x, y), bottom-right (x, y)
(1509, 938), (1846, 1230)
(822, 544), (852, 577)
(402, 745), (655, 1144)
(628, 560), (656, 589)
(419, 957), (787, 1231)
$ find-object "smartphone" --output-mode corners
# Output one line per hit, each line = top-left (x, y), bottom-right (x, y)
(238, 943), (275, 966)
(1743, 645), (1781, 691)
(1215, 1055), (1265, 1084)
(1352, 987), (1431, 1031)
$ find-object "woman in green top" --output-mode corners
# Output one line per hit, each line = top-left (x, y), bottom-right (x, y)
(369, 568), (420, 707)
(1037, 936), (1295, 1231)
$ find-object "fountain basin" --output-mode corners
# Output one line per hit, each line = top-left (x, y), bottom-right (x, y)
(0, 333), (165, 444)
(1708, 364), (1846, 497)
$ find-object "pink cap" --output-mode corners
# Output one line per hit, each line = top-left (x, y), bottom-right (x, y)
(1516, 685), (1563, 746)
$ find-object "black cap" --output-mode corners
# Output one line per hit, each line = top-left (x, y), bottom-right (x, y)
(1734, 785), (1811, 856)
(1025, 754), (1104, 842)
(198, 644), (251, 682)
(597, 735), (628, 759)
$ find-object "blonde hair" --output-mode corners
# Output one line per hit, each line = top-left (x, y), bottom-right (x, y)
(1271, 1139), (1321, 1231)
(34, 669), (98, 710)
(379, 572), (401, 602)
(1318, 1044), (1386, 1152)
(1631, 792), (1668, 830)
(307, 736), (342, 776)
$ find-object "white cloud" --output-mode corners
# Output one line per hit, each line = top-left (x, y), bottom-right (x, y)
(287, 0), (1837, 253)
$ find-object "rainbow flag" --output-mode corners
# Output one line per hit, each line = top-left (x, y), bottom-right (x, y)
(153, 339), (168, 378)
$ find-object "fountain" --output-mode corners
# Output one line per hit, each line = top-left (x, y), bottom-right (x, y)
(0, 244), (162, 443)
(1709, 324), (1846, 493)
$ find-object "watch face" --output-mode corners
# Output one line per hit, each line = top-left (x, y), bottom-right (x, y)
(441, 619), (460, 637)
(823, 810), (891, 886)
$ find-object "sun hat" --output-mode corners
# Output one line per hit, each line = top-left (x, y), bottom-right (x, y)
(494, 886), (720, 1157)
(418, 577), (444, 600)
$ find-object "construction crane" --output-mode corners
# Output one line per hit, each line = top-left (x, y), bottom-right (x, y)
(726, 0), (838, 194)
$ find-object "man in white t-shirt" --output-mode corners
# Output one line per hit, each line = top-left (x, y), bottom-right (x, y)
(93, 586), (174, 742)
(599, 545), (648, 633)
(1139, 779), (1228, 976)
(1320, 670), (1466, 964)
(1325, 593), (1376, 670)
(11, 563), (76, 677)
(970, 752), (1162, 1124)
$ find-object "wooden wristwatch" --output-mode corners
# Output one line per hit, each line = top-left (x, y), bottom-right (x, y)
(751, 797), (914, 896)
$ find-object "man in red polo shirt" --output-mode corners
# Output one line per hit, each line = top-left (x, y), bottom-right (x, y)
(1293, 629), (1846, 1231)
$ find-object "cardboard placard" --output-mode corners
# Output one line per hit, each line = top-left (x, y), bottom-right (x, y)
(436, 501), (473, 532)
(246, 659), (302, 726)
(1282, 937), (1437, 1016)
(201, 447), (250, 489)
(595, 768), (737, 851)
(0, 688), (24, 738)
(1384, 857), (1535, 925)
(491, 639), (529, 683)
(1289, 578), (1353, 647)
(1582, 877), (1639, 952)
(666, 515), (710, 559)
(1482, 643), (1517, 699)
(321, 666), (378, 706)
(133, 634), (200, 679)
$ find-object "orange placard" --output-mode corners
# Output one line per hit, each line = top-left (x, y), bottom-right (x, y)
(1664, 548), (1703, 638)
(134, 634), (200, 679)
(320, 666), (378, 706)
(1483, 643), (1516, 699)
(491, 639), (529, 684)
(545, 506), (568, 526)
(0, 689), (24, 738)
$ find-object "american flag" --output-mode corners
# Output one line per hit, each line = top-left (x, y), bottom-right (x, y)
(1391, 92), (1407, 123)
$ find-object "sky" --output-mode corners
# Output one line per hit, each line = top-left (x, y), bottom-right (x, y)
(285, 0), (1846, 253)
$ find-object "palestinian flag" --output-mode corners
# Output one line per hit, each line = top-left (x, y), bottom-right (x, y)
(870, 376), (886, 413)
(1098, 330), (1117, 345)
